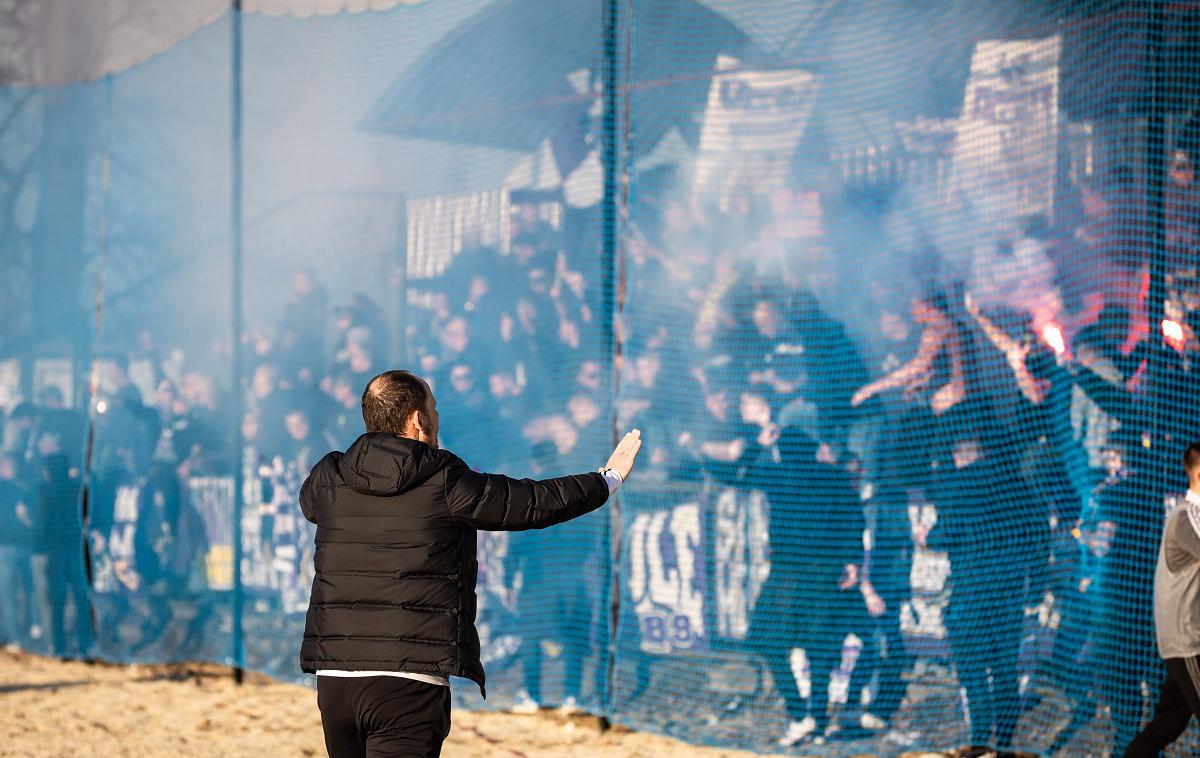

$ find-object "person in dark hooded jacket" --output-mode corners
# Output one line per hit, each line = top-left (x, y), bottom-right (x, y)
(299, 369), (641, 758)
(751, 425), (868, 746)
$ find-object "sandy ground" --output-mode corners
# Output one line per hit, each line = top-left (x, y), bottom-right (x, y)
(0, 649), (927, 758)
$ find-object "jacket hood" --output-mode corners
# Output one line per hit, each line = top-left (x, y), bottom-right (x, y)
(336, 432), (446, 496)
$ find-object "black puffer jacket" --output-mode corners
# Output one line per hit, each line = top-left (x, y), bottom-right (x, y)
(298, 432), (608, 695)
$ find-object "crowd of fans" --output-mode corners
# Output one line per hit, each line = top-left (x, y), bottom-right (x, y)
(604, 137), (1200, 749)
(606, 143), (1200, 749)
(2, 130), (1200, 751)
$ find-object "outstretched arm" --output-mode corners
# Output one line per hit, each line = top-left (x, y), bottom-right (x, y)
(966, 294), (1046, 405)
(444, 430), (642, 531)
(852, 317), (948, 406)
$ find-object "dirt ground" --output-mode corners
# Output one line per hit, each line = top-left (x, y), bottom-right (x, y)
(0, 648), (962, 758)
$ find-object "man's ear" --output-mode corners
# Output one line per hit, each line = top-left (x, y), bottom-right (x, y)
(405, 409), (424, 437)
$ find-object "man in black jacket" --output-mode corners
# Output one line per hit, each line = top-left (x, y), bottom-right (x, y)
(300, 370), (641, 757)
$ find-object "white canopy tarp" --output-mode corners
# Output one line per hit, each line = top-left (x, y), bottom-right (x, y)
(1, 0), (845, 86)
(0, 0), (430, 85)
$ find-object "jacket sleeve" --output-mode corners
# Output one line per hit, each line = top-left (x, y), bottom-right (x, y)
(442, 454), (610, 531)
(299, 471), (318, 524)
(299, 452), (336, 524)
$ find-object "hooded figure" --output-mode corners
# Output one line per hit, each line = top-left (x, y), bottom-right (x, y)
(750, 425), (867, 746)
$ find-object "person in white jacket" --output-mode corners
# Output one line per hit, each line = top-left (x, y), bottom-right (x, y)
(1123, 441), (1200, 757)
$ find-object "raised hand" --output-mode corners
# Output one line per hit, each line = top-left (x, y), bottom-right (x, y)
(850, 385), (874, 407)
(604, 429), (643, 482)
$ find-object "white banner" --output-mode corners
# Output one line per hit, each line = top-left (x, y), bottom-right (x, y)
(405, 189), (509, 280)
(89, 484), (143, 594)
(627, 502), (706, 654)
(238, 455), (316, 614)
(714, 487), (769, 640)
(693, 55), (818, 204)
(475, 531), (522, 665)
(189, 476), (236, 591)
(952, 36), (1062, 222)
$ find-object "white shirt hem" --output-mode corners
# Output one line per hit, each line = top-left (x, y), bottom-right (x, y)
(316, 670), (449, 687)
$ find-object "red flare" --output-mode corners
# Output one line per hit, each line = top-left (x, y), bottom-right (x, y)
(1041, 324), (1066, 356)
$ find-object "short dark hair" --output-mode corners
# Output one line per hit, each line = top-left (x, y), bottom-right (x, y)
(361, 370), (430, 436)
(1184, 441), (1200, 478)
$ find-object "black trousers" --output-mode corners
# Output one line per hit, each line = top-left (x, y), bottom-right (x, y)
(1122, 656), (1200, 758)
(752, 573), (856, 729)
(945, 596), (1023, 749)
(317, 676), (451, 758)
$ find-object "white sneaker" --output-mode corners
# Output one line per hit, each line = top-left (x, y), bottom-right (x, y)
(557, 696), (582, 715)
(510, 690), (540, 714)
(778, 716), (819, 746)
(883, 727), (920, 746)
(860, 711), (888, 731)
